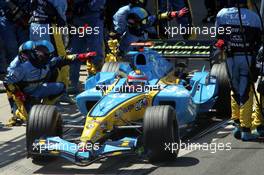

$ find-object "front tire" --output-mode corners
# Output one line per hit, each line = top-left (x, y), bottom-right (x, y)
(143, 106), (180, 162)
(26, 105), (62, 160)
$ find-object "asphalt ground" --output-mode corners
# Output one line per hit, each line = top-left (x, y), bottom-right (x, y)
(0, 0), (264, 174)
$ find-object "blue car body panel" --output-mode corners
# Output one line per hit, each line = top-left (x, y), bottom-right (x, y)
(77, 48), (218, 127)
(36, 137), (137, 162)
(90, 93), (139, 117)
(127, 49), (173, 79)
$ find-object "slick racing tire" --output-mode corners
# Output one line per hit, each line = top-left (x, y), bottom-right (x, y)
(210, 63), (231, 118)
(101, 62), (129, 77)
(26, 105), (62, 161)
(143, 105), (180, 162)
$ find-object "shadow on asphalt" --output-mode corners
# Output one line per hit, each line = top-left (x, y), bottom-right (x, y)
(33, 155), (199, 174)
(193, 124), (233, 144)
(0, 103), (82, 170)
(0, 123), (12, 132)
(0, 134), (26, 168)
(155, 157), (200, 167)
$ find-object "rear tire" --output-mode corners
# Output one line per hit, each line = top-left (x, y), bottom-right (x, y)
(210, 63), (231, 117)
(143, 106), (180, 162)
(26, 105), (62, 161)
(101, 62), (129, 77)
(101, 62), (120, 72)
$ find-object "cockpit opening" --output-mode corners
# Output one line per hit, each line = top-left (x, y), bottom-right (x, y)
(136, 54), (147, 65)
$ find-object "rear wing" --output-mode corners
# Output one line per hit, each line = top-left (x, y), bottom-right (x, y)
(130, 39), (219, 62)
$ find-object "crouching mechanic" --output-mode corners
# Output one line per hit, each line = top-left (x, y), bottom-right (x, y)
(4, 40), (95, 126)
(215, 0), (262, 141)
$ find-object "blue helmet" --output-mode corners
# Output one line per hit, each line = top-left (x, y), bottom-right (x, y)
(19, 41), (35, 53)
(128, 7), (148, 22)
(35, 40), (55, 54)
(30, 40), (55, 68)
(127, 7), (149, 36)
(18, 41), (36, 62)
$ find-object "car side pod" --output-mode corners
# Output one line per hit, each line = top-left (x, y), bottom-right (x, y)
(31, 136), (138, 166)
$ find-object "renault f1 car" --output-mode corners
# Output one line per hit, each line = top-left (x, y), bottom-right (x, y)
(26, 40), (230, 165)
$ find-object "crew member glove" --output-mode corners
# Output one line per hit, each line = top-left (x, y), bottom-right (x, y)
(170, 7), (189, 18)
(215, 39), (225, 50)
(77, 52), (97, 62)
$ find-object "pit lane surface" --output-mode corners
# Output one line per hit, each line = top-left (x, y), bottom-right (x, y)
(1, 63), (263, 175)
(1, 0), (264, 174)
(0, 92), (228, 175)
(1, 92), (264, 175)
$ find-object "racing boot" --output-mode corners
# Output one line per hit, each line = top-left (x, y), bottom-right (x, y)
(232, 119), (241, 139)
(251, 95), (264, 136)
(252, 125), (264, 137)
(6, 115), (25, 127)
(231, 94), (241, 139)
(240, 90), (255, 141)
(241, 127), (258, 141)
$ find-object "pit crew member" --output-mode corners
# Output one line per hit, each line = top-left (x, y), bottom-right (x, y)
(68, 0), (106, 95)
(215, 0), (262, 141)
(29, 0), (73, 103)
(0, 0), (30, 74)
(4, 40), (95, 126)
(114, 4), (188, 54)
(251, 46), (264, 137)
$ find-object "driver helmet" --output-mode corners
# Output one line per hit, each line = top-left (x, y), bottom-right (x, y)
(18, 41), (35, 62)
(30, 40), (55, 68)
(127, 70), (148, 86)
(35, 40), (55, 56)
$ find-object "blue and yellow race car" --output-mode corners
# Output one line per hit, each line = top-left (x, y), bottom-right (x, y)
(26, 40), (230, 165)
